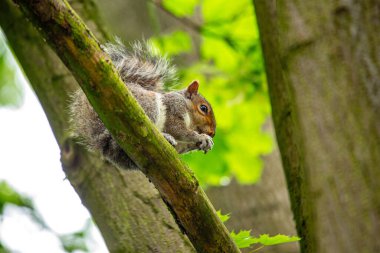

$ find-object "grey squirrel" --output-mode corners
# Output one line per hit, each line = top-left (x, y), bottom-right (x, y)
(69, 40), (216, 170)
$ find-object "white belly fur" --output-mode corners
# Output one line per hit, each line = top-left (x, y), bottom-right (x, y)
(183, 112), (191, 128)
(155, 93), (166, 131)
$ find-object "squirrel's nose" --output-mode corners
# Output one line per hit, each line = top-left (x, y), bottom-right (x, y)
(208, 130), (215, 138)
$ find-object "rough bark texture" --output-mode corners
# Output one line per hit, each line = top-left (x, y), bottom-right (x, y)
(207, 120), (299, 253)
(0, 0), (194, 252)
(254, 1), (380, 252)
(7, 0), (240, 252)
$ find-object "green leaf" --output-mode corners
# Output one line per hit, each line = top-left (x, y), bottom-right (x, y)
(0, 242), (11, 253)
(0, 31), (24, 108)
(162, 0), (199, 17)
(202, 0), (246, 23)
(231, 230), (300, 249)
(254, 234), (301, 246)
(201, 37), (239, 71)
(59, 220), (92, 253)
(151, 30), (192, 57)
(0, 181), (33, 214)
(59, 233), (88, 253)
(230, 230), (257, 249)
(216, 210), (230, 223)
(0, 180), (51, 231)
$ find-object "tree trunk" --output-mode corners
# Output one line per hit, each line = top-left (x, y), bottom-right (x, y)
(254, 1), (380, 252)
(0, 0), (194, 252)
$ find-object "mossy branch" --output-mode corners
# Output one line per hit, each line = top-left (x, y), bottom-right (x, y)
(12, 0), (240, 252)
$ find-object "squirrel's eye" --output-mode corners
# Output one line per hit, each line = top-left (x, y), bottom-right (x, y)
(200, 104), (208, 114)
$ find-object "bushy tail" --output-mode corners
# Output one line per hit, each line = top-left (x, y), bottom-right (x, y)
(103, 38), (177, 92)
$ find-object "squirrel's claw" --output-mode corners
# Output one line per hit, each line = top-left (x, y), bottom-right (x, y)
(197, 134), (214, 153)
(163, 133), (178, 147)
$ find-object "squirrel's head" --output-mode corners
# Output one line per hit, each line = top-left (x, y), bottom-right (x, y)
(184, 80), (216, 137)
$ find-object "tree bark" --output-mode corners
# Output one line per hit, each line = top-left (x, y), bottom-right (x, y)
(254, 0), (380, 252)
(6, 0), (240, 252)
(0, 0), (194, 252)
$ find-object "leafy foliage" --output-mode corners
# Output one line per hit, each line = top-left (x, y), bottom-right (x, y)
(151, 30), (192, 56)
(0, 243), (11, 253)
(152, 0), (272, 185)
(0, 182), (33, 253)
(0, 181), (49, 233)
(0, 31), (23, 108)
(231, 230), (300, 249)
(59, 221), (92, 253)
(0, 181), (90, 252)
(0, 181), (33, 213)
(253, 234), (301, 246)
(218, 210), (300, 250)
(162, 0), (199, 17)
(216, 209), (230, 222)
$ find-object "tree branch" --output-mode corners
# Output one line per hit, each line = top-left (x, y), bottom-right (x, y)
(12, 0), (239, 252)
(151, 0), (240, 50)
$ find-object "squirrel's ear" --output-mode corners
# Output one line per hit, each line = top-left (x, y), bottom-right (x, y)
(185, 80), (199, 99)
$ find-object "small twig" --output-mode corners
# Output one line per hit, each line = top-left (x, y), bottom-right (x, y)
(150, 0), (240, 50)
(151, 0), (203, 34)
(249, 245), (265, 252)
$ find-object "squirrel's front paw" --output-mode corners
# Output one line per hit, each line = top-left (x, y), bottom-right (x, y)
(163, 133), (177, 147)
(197, 134), (214, 153)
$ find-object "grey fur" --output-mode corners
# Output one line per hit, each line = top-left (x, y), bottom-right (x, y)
(69, 89), (139, 169)
(102, 38), (177, 91)
(69, 40), (215, 170)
